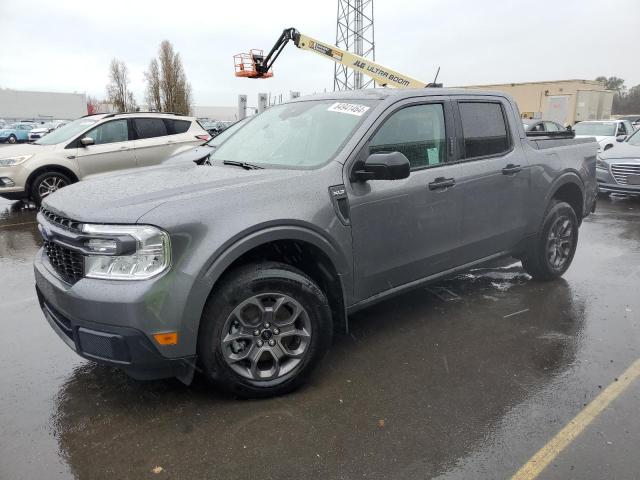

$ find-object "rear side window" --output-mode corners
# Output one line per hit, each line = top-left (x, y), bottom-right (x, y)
(459, 102), (510, 158)
(369, 103), (447, 169)
(164, 119), (191, 135)
(545, 122), (560, 132)
(134, 118), (168, 139)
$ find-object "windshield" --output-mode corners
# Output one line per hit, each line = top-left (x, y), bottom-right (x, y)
(209, 100), (376, 168)
(574, 122), (616, 136)
(34, 117), (97, 145)
(207, 117), (251, 147)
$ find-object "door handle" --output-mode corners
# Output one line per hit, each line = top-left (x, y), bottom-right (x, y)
(428, 177), (456, 190)
(167, 140), (175, 144)
(120, 146), (129, 150)
(502, 164), (522, 175)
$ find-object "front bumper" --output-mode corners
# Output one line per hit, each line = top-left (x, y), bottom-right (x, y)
(34, 249), (197, 383)
(597, 167), (640, 195)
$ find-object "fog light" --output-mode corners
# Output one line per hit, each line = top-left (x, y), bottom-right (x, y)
(153, 332), (178, 345)
(0, 177), (15, 187)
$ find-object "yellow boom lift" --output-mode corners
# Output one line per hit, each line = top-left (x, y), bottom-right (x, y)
(234, 28), (440, 88)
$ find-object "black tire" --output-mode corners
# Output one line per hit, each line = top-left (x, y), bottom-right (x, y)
(522, 200), (579, 281)
(198, 262), (333, 398)
(8, 135), (17, 144)
(30, 171), (72, 206)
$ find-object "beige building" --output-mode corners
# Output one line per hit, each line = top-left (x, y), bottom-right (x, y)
(462, 79), (614, 126)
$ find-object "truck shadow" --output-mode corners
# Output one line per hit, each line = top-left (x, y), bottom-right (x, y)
(50, 264), (585, 480)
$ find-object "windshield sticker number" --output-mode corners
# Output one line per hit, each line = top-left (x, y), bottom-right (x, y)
(328, 103), (370, 116)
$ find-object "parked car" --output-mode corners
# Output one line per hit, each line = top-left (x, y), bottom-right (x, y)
(0, 123), (36, 144)
(34, 89), (597, 397)
(0, 112), (210, 204)
(165, 116), (251, 165)
(200, 119), (235, 137)
(29, 122), (56, 141)
(617, 115), (640, 130)
(574, 119), (634, 152)
(522, 119), (566, 132)
(596, 128), (640, 196)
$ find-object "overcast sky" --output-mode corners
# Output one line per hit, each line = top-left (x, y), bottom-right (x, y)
(1, 0), (639, 108)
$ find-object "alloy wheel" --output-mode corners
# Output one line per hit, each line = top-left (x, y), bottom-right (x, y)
(38, 175), (68, 199)
(220, 293), (312, 381)
(546, 215), (574, 269)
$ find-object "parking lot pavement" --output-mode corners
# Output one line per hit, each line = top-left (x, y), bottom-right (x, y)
(1, 196), (639, 480)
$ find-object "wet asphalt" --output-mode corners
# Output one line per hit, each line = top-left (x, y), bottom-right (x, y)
(0, 193), (639, 480)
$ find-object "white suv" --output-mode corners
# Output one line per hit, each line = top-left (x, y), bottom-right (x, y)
(0, 112), (210, 204)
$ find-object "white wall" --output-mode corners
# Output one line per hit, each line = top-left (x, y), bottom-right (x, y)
(0, 88), (87, 120)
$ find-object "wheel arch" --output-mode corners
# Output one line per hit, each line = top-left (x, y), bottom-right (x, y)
(547, 172), (585, 222)
(25, 165), (79, 198)
(192, 226), (351, 338)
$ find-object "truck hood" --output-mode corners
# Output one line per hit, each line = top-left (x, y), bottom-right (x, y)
(42, 163), (309, 223)
(162, 144), (215, 165)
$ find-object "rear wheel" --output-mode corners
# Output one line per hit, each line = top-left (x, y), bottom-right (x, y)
(522, 200), (579, 281)
(7, 135), (17, 144)
(198, 262), (333, 397)
(30, 171), (72, 205)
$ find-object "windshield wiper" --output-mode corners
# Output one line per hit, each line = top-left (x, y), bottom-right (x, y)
(222, 160), (264, 170)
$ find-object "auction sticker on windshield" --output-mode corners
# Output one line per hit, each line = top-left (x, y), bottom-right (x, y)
(328, 103), (370, 116)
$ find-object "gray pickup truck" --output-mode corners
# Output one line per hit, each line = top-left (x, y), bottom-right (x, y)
(34, 89), (598, 397)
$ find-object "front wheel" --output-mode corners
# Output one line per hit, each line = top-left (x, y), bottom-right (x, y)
(30, 171), (72, 205)
(7, 135), (17, 144)
(198, 262), (333, 398)
(522, 200), (579, 281)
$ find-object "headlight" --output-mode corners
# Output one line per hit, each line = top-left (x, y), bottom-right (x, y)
(81, 224), (171, 280)
(595, 155), (608, 170)
(0, 155), (33, 167)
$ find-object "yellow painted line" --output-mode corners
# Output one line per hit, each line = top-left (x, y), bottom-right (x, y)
(512, 358), (640, 480)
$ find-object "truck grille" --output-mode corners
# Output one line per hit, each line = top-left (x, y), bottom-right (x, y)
(44, 240), (84, 284)
(39, 207), (82, 231)
(610, 163), (640, 185)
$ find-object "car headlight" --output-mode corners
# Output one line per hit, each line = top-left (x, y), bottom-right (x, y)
(0, 155), (33, 167)
(595, 155), (608, 170)
(81, 224), (171, 280)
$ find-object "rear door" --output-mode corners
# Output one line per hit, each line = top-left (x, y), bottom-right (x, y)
(74, 119), (136, 177)
(451, 97), (530, 263)
(132, 117), (174, 167)
(348, 96), (467, 300)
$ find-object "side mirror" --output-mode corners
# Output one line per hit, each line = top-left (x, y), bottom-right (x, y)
(616, 135), (626, 142)
(80, 136), (94, 147)
(353, 151), (410, 181)
(566, 125), (573, 132)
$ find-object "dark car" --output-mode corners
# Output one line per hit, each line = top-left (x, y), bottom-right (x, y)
(522, 119), (566, 132)
(596, 128), (640, 196)
(164, 116), (251, 165)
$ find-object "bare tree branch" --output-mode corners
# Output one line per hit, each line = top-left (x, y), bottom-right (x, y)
(106, 59), (137, 112)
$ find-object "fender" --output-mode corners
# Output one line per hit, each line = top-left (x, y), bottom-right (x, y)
(534, 170), (585, 233)
(180, 223), (352, 345)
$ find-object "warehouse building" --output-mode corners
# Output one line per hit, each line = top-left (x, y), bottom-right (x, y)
(463, 79), (614, 126)
(0, 88), (87, 121)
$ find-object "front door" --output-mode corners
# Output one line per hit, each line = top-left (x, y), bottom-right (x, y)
(75, 119), (136, 177)
(347, 98), (466, 301)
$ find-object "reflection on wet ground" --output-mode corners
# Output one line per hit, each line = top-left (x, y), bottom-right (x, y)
(1, 196), (639, 479)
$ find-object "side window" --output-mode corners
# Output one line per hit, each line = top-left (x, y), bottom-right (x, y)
(165, 119), (190, 135)
(532, 123), (545, 132)
(617, 123), (627, 135)
(87, 120), (128, 145)
(459, 102), (510, 158)
(369, 103), (446, 169)
(545, 122), (560, 132)
(134, 118), (168, 139)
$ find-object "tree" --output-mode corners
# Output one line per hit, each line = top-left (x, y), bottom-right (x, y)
(145, 40), (192, 115)
(595, 76), (626, 94)
(144, 59), (162, 111)
(86, 95), (99, 115)
(106, 59), (138, 112)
